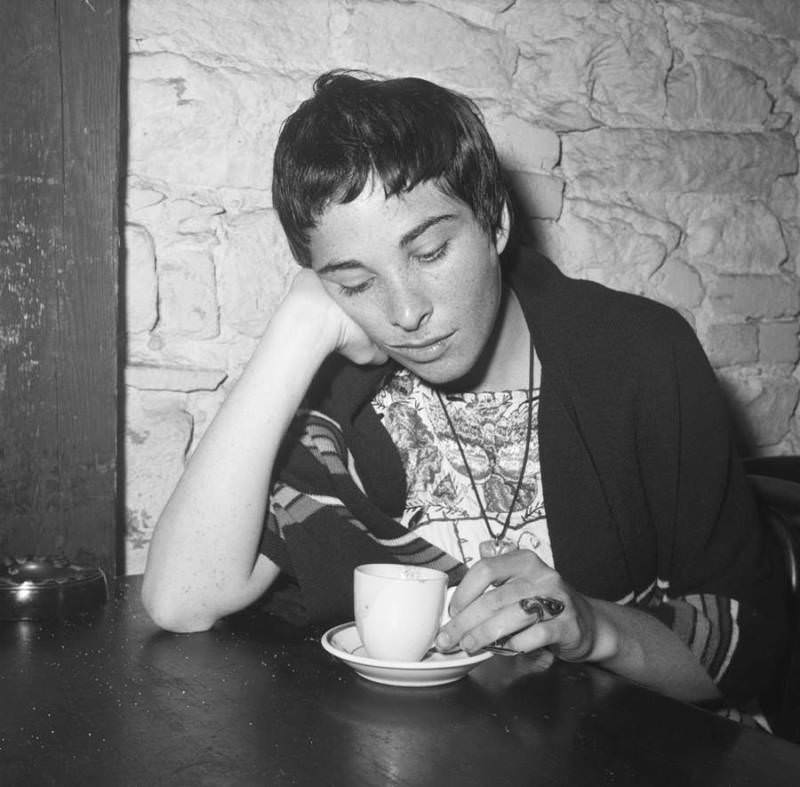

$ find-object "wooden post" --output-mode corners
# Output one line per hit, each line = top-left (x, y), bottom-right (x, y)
(0, 0), (121, 575)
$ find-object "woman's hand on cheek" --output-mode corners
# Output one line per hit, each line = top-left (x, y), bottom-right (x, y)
(435, 550), (619, 665)
(286, 270), (388, 366)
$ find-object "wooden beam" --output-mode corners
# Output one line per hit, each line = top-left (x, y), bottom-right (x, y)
(0, 0), (121, 574)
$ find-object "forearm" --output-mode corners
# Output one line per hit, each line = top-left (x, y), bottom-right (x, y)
(586, 598), (721, 704)
(141, 300), (335, 632)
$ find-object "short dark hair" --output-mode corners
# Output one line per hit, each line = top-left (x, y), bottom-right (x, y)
(272, 70), (509, 266)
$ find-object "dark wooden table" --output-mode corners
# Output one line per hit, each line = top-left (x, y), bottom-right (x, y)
(2, 577), (800, 786)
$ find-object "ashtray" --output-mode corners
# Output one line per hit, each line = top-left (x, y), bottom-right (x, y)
(0, 555), (109, 620)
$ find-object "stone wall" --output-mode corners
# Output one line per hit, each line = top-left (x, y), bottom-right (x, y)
(124, 0), (800, 574)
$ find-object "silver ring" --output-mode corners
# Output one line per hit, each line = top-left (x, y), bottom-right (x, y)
(519, 595), (564, 620)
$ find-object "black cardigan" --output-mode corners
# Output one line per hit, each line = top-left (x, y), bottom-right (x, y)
(261, 251), (788, 705)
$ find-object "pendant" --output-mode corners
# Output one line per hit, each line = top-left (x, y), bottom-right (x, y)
(479, 538), (517, 558)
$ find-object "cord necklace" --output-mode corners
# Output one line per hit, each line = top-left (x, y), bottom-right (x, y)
(434, 338), (535, 559)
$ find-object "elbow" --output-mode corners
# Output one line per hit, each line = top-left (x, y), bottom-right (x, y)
(140, 576), (217, 634)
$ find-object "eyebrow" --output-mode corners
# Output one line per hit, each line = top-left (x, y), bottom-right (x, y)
(316, 213), (457, 276)
(399, 213), (457, 248)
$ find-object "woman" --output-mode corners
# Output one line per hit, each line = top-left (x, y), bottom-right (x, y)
(142, 70), (787, 718)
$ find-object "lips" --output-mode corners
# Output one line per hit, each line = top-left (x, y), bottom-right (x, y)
(387, 331), (455, 363)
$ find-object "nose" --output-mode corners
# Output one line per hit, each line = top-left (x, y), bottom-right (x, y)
(386, 278), (432, 332)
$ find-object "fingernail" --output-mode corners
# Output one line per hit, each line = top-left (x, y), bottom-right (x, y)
(436, 632), (452, 650)
(461, 635), (476, 652)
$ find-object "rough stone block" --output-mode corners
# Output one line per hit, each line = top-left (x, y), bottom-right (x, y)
(704, 323), (758, 367)
(512, 56), (596, 131)
(216, 211), (296, 338)
(127, 326), (237, 377)
(506, 171), (564, 219)
(664, 8), (797, 92)
(505, 0), (670, 128)
(126, 185), (164, 213)
(157, 247), (220, 338)
(129, 0), (338, 73)
(769, 174), (799, 222)
(128, 197), (224, 250)
(128, 52), (298, 190)
(709, 275), (800, 320)
(175, 203), (226, 238)
(421, 0), (511, 28)
(485, 113), (560, 172)
(775, 87), (800, 137)
(562, 129), (797, 198)
(547, 199), (680, 286)
(783, 224), (800, 277)
(759, 321), (800, 364)
(683, 198), (786, 274)
(125, 364), (227, 392)
(667, 56), (773, 130)
(125, 224), (158, 334)
(336, 2), (515, 93)
(124, 388), (193, 573)
(718, 368), (800, 448)
(651, 257), (705, 310)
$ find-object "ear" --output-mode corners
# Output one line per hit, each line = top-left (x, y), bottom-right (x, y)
(493, 201), (511, 255)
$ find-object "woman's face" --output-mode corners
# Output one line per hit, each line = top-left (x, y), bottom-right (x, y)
(308, 179), (509, 385)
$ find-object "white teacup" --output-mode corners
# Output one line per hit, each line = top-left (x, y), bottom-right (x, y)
(354, 564), (448, 662)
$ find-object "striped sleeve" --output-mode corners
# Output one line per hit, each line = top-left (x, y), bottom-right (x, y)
(643, 592), (739, 685)
(260, 408), (466, 614)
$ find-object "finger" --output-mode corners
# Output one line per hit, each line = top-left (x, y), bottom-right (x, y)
(456, 592), (564, 654)
(459, 601), (559, 655)
(522, 649), (556, 672)
(499, 620), (561, 656)
(440, 577), (563, 651)
(485, 594), (567, 653)
(449, 550), (550, 616)
(436, 582), (512, 652)
(440, 580), (527, 646)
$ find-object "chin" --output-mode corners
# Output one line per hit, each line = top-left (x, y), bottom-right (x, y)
(403, 353), (481, 388)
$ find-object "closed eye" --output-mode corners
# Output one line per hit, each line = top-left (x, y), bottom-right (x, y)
(334, 241), (449, 297)
(338, 279), (373, 297)
(415, 241), (450, 264)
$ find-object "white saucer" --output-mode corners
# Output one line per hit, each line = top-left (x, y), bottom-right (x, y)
(321, 622), (493, 687)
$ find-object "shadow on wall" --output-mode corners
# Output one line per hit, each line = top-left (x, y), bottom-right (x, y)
(718, 379), (766, 459)
(502, 169), (539, 256)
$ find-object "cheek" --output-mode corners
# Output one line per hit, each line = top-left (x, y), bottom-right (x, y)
(459, 259), (501, 308)
(333, 294), (389, 340)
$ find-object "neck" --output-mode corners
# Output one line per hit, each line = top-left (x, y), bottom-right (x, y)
(444, 287), (537, 393)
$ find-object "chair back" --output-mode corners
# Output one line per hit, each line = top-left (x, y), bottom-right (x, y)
(744, 456), (800, 742)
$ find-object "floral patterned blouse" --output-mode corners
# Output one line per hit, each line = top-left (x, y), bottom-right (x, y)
(372, 368), (553, 569)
